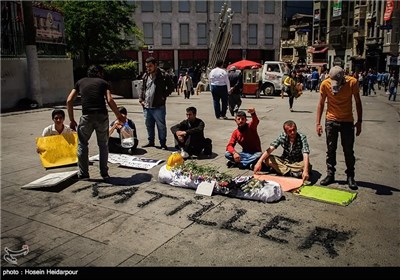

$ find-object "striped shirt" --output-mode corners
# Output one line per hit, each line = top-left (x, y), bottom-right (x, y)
(270, 132), (310, 163)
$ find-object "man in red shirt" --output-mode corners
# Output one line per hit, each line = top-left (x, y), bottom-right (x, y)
(225, 108), (262, 170)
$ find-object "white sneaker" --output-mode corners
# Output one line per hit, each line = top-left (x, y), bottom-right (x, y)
(180, 148), (189, 159)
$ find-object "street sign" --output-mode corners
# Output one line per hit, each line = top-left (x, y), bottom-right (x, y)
(148, 45), (154, 54)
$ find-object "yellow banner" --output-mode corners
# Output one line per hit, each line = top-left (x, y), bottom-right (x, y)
(36, 133), (78, 168)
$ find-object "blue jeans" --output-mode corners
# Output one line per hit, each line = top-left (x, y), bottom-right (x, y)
(225, 151), (262, 169)
(77, 113), (109, 177)
(210, 85), (228, 118)
(143, 105), (167, 146)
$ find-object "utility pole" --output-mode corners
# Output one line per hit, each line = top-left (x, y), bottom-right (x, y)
(22, 1), (42, 107)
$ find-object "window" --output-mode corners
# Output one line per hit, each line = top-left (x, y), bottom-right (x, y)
(265, 24), (273, 45)
(141, 1), (153, 12)
(180, 23), (189, 45)
(179, 0), (190, 13)
(143, 23), (153, 45)
(264, 1), (274, 14)
(232, 24), (241, 45)
(195, 1), (207, 13)
(160, 1), (172, 12)
(162, 23), (172, 45)
(248, 24), (257, 45)
(247, 1), (258, 14)
(214, 1), (224, 13)
(197, 23), (207, 45)
(231, 1), (242, 13)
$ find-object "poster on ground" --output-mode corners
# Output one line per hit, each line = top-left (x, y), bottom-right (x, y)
(90, 153), (163, 170)
(36, 133), (78, 168)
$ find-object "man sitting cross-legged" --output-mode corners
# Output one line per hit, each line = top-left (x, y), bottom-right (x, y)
(225, 108), (262, 170)
(171, 106), (212, 159)
(253, 120), (311, 182)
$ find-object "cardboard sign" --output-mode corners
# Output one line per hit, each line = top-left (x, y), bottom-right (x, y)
(36, 134), (78, 168)
(195, 181), (216, 196)
(21, 171), (78, 189)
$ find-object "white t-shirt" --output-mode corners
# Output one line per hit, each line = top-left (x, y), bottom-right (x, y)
(42, 124), (74, 137)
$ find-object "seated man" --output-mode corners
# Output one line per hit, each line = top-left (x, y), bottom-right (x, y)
(225, 108), (262, 170)
(42, 109), (74, 136)
(108, 106), (139, 155)
(171, 106), (212, 159)
(253, 120), (311, 182)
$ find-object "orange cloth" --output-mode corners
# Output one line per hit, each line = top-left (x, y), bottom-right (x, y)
(253, 174), (303, 192)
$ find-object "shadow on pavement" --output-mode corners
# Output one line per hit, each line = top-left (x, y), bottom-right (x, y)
(336, 180), (400, 195)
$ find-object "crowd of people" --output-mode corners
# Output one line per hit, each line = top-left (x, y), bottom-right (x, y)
(36, 57), (400, 191)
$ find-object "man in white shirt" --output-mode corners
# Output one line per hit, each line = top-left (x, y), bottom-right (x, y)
(208, 59), (231, 119)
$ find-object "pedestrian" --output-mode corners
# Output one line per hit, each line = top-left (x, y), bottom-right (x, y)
(316, 66), (363, 190)
(225, 108), (262, 170)
(41, 109), (74, 137)
(388, 72), (398, 102)
(170, 106), (212, 159)
(209, 59), (230, 119)
(283, 70), (301, 112)
(108, 106), (139, 155)
(139, 57), (174, 150)
(254, 120), (311, 182)
(66, 65), (126, 180)
(180, 72), (193, 99)
(227, 66), (243, 116)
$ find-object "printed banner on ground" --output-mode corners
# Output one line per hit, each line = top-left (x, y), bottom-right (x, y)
(36, 134), (78, 168)
(90, 153), (163, 170)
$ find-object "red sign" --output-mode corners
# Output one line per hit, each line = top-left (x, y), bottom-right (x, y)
(384, 0), (394, 21)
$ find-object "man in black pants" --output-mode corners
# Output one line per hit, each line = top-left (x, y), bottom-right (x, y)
(228, 66), (243, 116)
(171, 107), (212, 159)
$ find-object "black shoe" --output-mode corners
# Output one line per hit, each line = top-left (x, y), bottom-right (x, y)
(249, 163), (255, 171)
(77, 174), (90, 180)
(289, 170), (303, 179)
(101, 173), (110, 180)
(160, 145), (168, 150)
(320, 175), (335, 186)
(142, 142), (155, 148)
(226, 161), (236, 168)
(347, 177), (358, 190)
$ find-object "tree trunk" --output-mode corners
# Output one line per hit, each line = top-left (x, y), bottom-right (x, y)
(22, 1), (42, 107)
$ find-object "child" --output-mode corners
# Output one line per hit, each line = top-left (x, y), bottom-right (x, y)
(42, 109), (74, 136)
(108, 106), (139, 154)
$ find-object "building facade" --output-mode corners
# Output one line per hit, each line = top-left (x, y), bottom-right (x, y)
(128, 1), (282, 73)
(311, 0), (399, 73)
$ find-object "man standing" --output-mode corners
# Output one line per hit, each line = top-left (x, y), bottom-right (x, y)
(139, 57), (174, 150)
(254, 120), (311, 182)
(316, 66), (363, 190)
(227, 66), (243, 116)
(67, 65), (126, 180)
(225, 108), (262, 170)
(171, 106), (212, 159)
(209, 59), (230, 119)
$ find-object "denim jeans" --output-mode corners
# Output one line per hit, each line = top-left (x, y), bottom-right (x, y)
(225, 151), (262, 169)
(210, 85), (228, 118)
(143, 105), (167, 146)
(77, 113), (109, 177)
(325, 120), (355, 177)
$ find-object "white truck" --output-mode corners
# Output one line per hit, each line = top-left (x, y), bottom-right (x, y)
(259, 61), (288, 96)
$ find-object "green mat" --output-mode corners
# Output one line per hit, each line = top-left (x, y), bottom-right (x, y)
(293, 185), (357, 206)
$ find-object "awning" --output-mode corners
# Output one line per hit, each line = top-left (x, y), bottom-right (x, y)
(307, 62), (327, 67)
(308, 47), (329, 54)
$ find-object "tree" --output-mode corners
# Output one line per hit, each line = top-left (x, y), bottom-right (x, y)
(53, 1), (143, 66)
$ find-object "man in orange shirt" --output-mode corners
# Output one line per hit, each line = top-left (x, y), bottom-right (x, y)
(316, 66), (363, 190)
